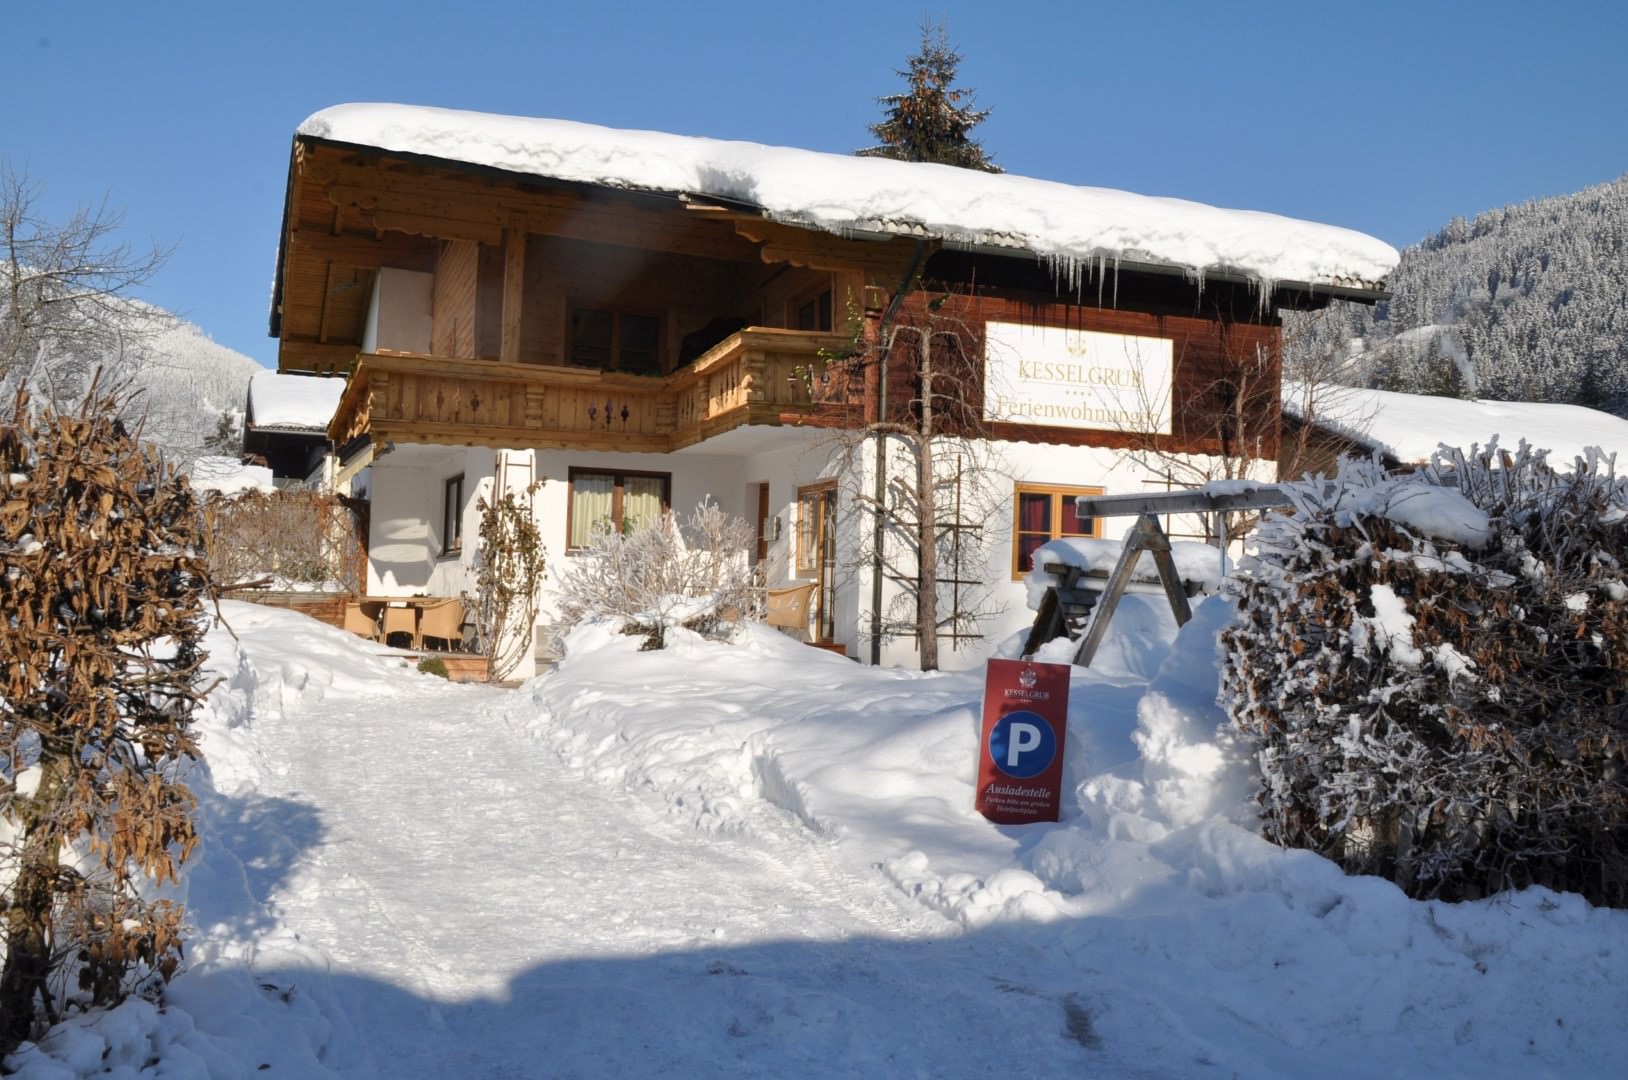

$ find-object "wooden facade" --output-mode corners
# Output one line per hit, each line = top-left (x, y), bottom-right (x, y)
(273, 136), (1353, 461)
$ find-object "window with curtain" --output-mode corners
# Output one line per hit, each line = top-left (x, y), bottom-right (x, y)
(1012, 483), (1102, 577)
(567, 469), (671, 549)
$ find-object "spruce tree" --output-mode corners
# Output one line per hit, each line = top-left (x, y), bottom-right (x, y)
(859, 22), (1000, 173)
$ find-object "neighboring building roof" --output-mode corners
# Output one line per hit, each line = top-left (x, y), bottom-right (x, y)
(296, 104), (1399, 296)
(1285, 384), (1628, 467)
(247, 371), (346, 432)
(190, 456), (275, 495)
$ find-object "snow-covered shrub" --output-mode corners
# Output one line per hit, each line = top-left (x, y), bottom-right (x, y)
(550, 501), (755, 650)
(1223, 446), (1628, 906)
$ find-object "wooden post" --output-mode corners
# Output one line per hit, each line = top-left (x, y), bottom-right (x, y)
(1071, 514), (1191, 668)
(500, 225), (526, 364)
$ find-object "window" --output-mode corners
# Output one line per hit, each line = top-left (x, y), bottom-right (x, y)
(790, 286), (833, 332)
(1012, 483), (1103, 578)
(568, 306), (661, 375)
(442, 473), (464, 555)
(567, 468), (671, 549)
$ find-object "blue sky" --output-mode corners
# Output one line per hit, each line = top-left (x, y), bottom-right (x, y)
(6, 1), (1625, 368)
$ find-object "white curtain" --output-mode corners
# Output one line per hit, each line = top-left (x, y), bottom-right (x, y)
(624, 476), (665, 532)
(570, 473), (615, 547)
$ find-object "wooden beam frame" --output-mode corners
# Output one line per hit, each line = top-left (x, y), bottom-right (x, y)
(500, 225), (526, 363)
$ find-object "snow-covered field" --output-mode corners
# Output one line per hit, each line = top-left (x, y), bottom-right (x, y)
(7, 598), (1626, 1078)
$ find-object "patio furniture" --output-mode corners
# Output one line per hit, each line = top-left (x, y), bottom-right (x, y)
(379, 603), (419, 649)
(763, 582), (817, 638)
(342, 600), (382, 641)
(416, 598), (466, 652)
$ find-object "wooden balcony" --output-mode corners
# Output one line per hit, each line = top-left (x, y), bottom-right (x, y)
(328, 328), (855, 454)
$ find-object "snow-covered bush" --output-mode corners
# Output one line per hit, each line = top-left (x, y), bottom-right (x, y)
(550, 501), (755, 650)
(1223, 446), (1628, 906)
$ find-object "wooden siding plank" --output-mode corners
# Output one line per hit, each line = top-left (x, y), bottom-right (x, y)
(501, 227), (526, 363)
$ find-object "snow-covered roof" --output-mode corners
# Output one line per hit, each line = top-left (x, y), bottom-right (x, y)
(297, 104), (1399, 294)
(1286, 384), (1628, 467)
(189, 456), (275, 495)
(247, 371), (346, 432)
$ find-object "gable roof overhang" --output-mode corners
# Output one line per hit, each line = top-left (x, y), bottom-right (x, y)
(269, 108), (1397, 343)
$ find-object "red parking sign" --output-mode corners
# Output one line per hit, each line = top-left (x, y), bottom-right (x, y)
(975, 659), (1070, 824)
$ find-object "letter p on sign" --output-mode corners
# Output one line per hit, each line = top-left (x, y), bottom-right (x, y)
(1006, 722), (1042, 768)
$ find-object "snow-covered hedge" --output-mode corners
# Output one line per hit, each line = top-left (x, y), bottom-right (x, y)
(1223, 447), (1628, 906)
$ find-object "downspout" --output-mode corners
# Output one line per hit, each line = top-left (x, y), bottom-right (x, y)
(870, 239), (930, 666)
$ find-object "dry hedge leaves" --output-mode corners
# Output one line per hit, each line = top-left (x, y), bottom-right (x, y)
(1, 385), (208, 1048)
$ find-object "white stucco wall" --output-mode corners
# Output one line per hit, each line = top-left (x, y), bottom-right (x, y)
(358, 433), (1262, 673)
(366, 444), (494, 598)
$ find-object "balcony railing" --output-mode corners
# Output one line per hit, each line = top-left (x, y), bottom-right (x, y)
(328, 328), (855, 454)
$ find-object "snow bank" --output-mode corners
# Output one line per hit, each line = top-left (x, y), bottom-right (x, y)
(12, 596), (1628, 1076)
(515, 604), (1628, 1075)
(3, 603), (420, 1078)
(299, 104), (1398, 291)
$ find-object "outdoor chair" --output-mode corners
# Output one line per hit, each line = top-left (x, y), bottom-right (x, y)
(380, 603), (418, 649)
(416, 598), (466, 652)
(342, 601), (381, 641)
(763, 582), (817, 640)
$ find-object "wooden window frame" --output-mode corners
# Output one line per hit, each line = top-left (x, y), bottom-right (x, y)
(795, 479), (837, 576)
(566, 302), (664, 375)
(442, 473), (465, 556)
(565, 467), (672, 551)
(1011, 482), (1104, 579)
(787, 281), (834, 332)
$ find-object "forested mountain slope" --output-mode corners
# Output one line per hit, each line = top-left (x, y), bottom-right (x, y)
(128, 311), (262, 461)
(1287, 174), (1628, 412)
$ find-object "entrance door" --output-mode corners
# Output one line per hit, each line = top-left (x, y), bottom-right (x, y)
(797, 481), (838, 643)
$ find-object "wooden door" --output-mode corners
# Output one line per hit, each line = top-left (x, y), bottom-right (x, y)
(797, 481), (838, 643)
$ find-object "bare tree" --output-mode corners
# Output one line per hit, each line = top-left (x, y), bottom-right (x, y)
(822, 291), (1008, 670)
(0, 162), (173, 409)
(1122, 312), (1375, 545)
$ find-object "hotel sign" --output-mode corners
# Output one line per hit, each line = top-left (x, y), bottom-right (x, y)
(983, 322), (1174, 435)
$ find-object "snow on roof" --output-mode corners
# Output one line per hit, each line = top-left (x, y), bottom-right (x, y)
(190, 456), (275, 495)
(248, 371), (345, 431)
(298, 104), (1399, 293)
(1287, 384), (1628, 467)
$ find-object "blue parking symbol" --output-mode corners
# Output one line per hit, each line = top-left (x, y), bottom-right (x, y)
(988, 711), (1057, 779)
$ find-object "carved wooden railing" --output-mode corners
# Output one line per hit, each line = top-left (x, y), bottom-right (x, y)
(667, 328), (853, 448)
(327, 328), (854, 453)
